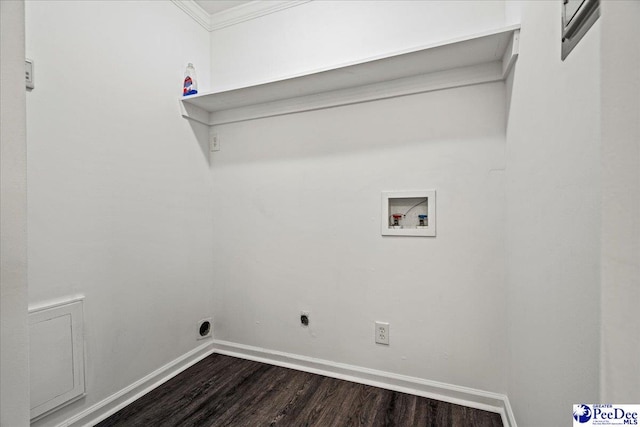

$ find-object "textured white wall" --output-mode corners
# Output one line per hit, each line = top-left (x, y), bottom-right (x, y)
(25, 1), (214, 425)
(600, 0), (640, 403)
(0, 1), (30, 425)
(505, 2), (601, 426)
(210, 0), (506, 90)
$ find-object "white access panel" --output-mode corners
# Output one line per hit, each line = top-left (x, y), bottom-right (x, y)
(29, 298), (85, 420)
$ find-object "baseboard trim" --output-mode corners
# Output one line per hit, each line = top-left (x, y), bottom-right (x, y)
(52, 339), (517, 427)
(58, 342), (214, 427)
(211, 340), (517, 427)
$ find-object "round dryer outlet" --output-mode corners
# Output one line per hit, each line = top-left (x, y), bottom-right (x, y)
(197, 318), (212, 340)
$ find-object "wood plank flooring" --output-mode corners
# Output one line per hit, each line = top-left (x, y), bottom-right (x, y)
(97, 354), (503, 427)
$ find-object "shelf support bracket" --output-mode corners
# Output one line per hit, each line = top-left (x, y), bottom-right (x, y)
(179, 100), (211, 126)
(501, 29), (520, 79)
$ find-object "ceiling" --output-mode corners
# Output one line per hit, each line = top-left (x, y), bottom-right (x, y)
(195, 0), (252, 15)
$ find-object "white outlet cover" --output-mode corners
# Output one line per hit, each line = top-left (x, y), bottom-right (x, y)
(210, 132), (220, 152)
(375, 321), (389, 345)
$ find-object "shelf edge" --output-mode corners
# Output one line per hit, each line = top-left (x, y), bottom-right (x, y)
(180, 27), (521, 126)
(209, 24), (522, 95)
(208, 62), (503, 126)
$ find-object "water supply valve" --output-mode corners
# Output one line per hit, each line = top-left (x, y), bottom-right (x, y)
(381, 190), (436, 237)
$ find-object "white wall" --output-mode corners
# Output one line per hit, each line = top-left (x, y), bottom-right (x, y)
(211, 0), (506, 90)
(209, 1), (509, 394)
(211, 83), (508, 393)
(600, 0), (640, 402)
(0, 1), (30, 425)
(23, 2), (638, 426)
(505, 2), (601, 426)
(25, 1), (214, 424)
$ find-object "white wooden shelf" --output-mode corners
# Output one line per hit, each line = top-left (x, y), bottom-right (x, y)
(180, 25), (520, 126)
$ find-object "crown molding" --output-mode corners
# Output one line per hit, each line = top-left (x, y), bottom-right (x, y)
(172, 0), (211, 31)
(172, 0), (312, 32)
(209, 0), (311, 31)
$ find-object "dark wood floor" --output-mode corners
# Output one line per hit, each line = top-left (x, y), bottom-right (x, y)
(97, 353), (503, 427)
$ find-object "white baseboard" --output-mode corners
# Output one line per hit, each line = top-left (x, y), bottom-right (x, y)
(211, 340), (518, 427)
(57, 342), (214, 427)
(51, 339), (517, 427)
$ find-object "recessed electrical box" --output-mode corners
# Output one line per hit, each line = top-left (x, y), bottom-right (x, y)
(561, 0), (600, 61)
(381, 190), (436, 237)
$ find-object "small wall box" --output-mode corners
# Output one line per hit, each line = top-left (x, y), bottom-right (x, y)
(381, 190), (436, 237)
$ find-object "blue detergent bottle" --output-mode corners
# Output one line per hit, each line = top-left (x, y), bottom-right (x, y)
(183, 63), (198, 96)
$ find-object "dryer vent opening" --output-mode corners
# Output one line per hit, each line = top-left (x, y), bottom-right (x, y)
(197, 318), (212, 340)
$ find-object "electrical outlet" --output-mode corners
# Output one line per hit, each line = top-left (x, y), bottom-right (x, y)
(300, 310), (310, 326)
(375, 321), (389, 345)
(210, 133), (220, 152)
